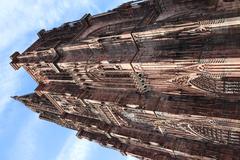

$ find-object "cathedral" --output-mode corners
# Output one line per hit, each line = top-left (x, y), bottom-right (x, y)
(10, 0), (240, 159)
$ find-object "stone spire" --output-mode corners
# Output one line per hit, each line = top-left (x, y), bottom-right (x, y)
(10, 0), (240, 159)
(12, 93), (60, 114)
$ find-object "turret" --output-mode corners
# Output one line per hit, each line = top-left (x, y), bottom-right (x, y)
(12, 93), (60, 114)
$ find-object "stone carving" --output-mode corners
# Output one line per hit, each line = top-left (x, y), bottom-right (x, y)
(10, 0), (240, 159)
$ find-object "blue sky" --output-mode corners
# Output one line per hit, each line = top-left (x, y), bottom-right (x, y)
(0, 0), (137, 160)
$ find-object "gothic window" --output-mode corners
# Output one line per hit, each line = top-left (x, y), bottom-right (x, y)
(222, 77), (240, 94)
(190, 125), (240, 145)
(190, 75), (218, 93)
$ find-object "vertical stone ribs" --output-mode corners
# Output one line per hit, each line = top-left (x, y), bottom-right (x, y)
(10, 0), (240, 159)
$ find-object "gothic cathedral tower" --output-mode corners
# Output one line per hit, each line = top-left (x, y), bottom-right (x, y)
(11, 0), (240, 159)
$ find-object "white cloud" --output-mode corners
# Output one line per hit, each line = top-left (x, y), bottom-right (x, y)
(0, 60), (22, 114)
(57, 134), (92, 160)
(57, 135), (140, 160)
(8, 115), (42, 160)
(0, 0), (101, 50)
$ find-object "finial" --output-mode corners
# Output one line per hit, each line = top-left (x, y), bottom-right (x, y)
(10, 52), (21, 70)
(11, 96), (19, 100)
